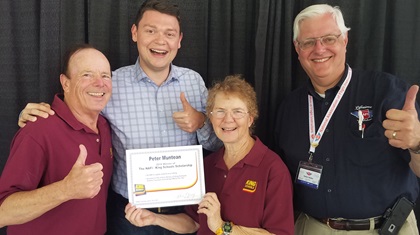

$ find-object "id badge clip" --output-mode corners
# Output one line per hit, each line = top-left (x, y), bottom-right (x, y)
(295, 152), (323, 189)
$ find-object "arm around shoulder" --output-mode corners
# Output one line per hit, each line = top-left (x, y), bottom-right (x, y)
(18, 102), (55, 128)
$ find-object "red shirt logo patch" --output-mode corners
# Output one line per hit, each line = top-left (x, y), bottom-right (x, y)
(243, 180), (257, 193)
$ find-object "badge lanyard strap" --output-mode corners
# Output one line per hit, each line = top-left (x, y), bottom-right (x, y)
(308, 67), (353, 162)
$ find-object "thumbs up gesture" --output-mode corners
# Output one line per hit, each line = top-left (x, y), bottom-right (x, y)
(382, 85), (420, 150)
(61, 145), (104, 200)
(172, 92), (206, 133)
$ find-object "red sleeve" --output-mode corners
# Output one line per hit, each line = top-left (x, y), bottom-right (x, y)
(262, 159), (295, 235)
(0, 131), (47, 205)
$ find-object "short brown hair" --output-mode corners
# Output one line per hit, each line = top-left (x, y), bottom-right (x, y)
(134, 0), (181, 33)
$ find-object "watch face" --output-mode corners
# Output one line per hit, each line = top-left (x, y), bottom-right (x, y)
(223, 222), (233, 233)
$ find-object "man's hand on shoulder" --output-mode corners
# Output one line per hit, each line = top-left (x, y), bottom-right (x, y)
(18, 102), (55, 128)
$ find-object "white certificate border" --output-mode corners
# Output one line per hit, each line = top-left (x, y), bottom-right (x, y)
(126, 145), (205, 208)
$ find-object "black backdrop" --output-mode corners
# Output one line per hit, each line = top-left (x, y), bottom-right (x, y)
(0, 0), (419, 234)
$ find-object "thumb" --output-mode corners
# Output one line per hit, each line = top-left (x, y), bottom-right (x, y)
(75, 144), (88, 166)
(402, 85), (419, 111)
(180, 92), (192, 111)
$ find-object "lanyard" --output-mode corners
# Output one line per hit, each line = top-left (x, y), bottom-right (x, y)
(307, 67), (353, 162)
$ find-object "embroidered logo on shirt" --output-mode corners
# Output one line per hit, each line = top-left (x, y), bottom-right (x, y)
(351, 105), (373, 121)
(243, 180), (257, 193)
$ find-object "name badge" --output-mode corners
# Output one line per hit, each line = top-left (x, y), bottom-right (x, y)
(295, 161), (323, 189)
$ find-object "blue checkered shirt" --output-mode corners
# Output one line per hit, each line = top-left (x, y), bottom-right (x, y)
(102, 59), (221, 198)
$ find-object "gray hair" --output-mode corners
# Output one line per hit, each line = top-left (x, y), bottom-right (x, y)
(293, 4), (351, 41)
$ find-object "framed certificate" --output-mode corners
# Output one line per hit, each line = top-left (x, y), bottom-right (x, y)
(126, 145), (205, 208)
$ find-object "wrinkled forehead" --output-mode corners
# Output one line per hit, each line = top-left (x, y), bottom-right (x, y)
(68, 49), (110, 75)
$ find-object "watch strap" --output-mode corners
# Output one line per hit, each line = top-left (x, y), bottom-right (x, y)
(215, 227), (223, 235)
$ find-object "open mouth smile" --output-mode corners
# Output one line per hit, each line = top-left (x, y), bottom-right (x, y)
(88, 92), (105, 97)
(150, 49), (168, 55)
(312, 56), (331, 63)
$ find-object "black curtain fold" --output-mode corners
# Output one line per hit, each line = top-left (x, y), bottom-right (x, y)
(254, 0), (294, 146)
(1, 1), (419, 234)
(39, 0), (62, 102)
(204, 0), (255, 86)
(88, 0), (141, 71)
(171, 0), (209, 82)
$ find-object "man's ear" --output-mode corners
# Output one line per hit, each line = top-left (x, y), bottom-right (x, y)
(131, 24), (138, 43)
(60, 74), (70, 92)
(178, 32), (183, 49)
(293, 41), (300, 55)
(343, 31), (349, 47)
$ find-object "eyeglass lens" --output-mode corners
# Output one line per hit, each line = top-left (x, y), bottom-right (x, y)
(211, 110), (247, 119)
(299, 34), (341, 50)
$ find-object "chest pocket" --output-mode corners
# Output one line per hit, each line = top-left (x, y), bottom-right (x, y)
(346, 119), (389, 166)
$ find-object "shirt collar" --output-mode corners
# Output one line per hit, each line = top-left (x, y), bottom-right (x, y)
(52, 94), (105, 134)
(307, 64), (350, 99)
(214, 136), (267, 169)
(134, 57), (180, 85)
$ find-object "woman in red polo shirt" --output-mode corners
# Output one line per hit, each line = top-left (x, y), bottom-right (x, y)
(125, 75), (294, 235)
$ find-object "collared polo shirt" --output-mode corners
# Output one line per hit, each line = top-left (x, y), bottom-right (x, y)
(186, 137), (294, 235)
(0, 94), (113, 235)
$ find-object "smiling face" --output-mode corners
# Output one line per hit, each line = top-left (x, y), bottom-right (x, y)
(61, 48), (112, 118)
(294, 13), (348, 93)
(209, 92), (254, 145)
(131, 10), (182, 75)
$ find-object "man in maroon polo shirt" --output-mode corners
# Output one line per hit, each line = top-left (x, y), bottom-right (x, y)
(0, 44), (113, 235)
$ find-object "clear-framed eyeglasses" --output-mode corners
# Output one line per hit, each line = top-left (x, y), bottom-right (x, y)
(296, 33), (342, 50)
(210, 109), (249, 119)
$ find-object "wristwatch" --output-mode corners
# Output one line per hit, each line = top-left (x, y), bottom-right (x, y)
(222, 221), (233, 235)
(215, 221), (234, 235)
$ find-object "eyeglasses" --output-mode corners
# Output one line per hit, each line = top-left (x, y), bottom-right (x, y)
(296, 33), (342, 50)
(210, 109), (249, 119)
